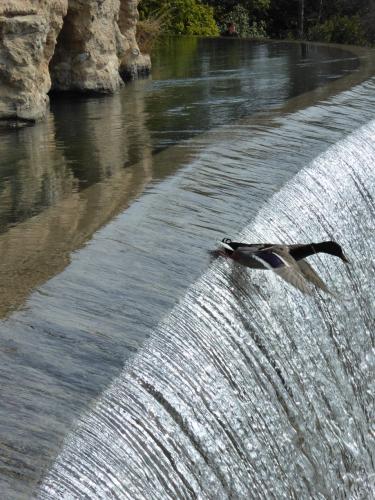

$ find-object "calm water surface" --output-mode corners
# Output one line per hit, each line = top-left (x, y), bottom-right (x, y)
(0, 39), (360, 222)
(0, 37), (373, 498)
(0, 39), (362, 317)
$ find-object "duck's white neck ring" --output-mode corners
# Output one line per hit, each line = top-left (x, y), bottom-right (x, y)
(220, 241), (233, 251)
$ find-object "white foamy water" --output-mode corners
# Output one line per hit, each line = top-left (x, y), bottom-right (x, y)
(39, 119), (375, 499)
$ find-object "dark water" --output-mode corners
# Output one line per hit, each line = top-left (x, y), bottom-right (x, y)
(0, 39), (360, 228)
(0, 38), (373, 498)
(135, 38), (360, 150)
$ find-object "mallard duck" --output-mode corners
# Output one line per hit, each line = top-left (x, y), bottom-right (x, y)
(217, 238), (349, 294)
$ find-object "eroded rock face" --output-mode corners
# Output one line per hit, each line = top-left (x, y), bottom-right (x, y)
(118, 0), (151, 80)
(0, 0), (151, 124)
(0, 1), (68, 123)
(50, 0), (125, 93)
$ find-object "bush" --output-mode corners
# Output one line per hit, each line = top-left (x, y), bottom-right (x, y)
(221, 4), (249, 36)
(308, 15), (366, 45)
(248, 20), (267, 38)
(138, 0), (219, 37)
(361, 6), (375, 45)
(136, 13), (165, 54)
(219, 4), (268, 38)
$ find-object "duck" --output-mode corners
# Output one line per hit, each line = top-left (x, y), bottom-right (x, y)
(217, 238), (349, 294)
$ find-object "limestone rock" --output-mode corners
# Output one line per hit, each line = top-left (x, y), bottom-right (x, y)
(0, 0), (151, 125)
(118, 0), (151, 80)
(0, 1), (68, 123)
(50, 0), (124, 93)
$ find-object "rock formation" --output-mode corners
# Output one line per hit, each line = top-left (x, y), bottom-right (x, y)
(0, 1), (68, 123)
(118, 0), (151, 80)
(0, 0), (151, 125)
(50, 0), (124, 93)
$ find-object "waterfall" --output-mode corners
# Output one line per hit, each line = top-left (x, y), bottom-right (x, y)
(39, 121), (374, 498)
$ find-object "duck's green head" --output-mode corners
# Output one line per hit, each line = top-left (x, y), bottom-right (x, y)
(314, 241), (350, 263)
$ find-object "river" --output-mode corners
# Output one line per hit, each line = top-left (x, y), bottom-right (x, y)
(0, 37), (373, 499)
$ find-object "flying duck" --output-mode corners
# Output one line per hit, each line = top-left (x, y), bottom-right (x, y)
(217, 238), (349, 294)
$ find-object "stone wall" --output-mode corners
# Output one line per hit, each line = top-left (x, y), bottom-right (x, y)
(0, 0), (151, 125)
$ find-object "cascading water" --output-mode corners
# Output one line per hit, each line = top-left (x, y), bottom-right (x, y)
(39, 120), (375, 498)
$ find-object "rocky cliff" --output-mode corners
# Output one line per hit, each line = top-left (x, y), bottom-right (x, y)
(0, 1), (68, 123)
(0, 0), (151, 125)
(118, 0), (150, 79)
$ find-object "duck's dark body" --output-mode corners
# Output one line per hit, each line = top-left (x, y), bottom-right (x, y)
(217, 238), (349, 293)
(222, 239), (348, 264)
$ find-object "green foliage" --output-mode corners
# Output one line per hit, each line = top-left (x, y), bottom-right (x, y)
(220, 3), (268, 37)
(206, 0), (270, 32)
(139, 0), (374, 46)
(358, 1), (375, 44)
(307, 15), (366, 45)
(248, 20), (267, 38)
(205, 0), (270, 16)
(222, 4), (250, 36)
(245, 0), (271, 15)
(267, 0), (371, 45)
(138, 0), (219, 36)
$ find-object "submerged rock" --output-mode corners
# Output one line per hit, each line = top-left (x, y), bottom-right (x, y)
(0, 0), (151, 125)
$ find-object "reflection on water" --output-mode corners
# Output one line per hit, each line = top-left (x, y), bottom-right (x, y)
(0, 39), (361, 232)
(145, 38), (359, 149)
(0, 90), (155, 319)
(0, 38), (372, 498)
(0, 39), (362, 320)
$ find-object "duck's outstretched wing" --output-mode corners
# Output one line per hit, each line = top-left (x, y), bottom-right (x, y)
(260, 247), (314, 294)
(272, 250), (332, 294)
(253, 245), (313, 295)
(274, 265), (313, 294)
(232, 246), (283, 268)
(232, 246), (312, 293)
(296, 260), (330, 293)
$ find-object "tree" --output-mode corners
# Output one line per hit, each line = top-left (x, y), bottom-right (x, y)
(361, 0), (375, 43)
(139, 0), (219, 36)
(308, 14), (366, 45)
(139, 0), (374, 45)
(204, 0), (270, 27)
(267, 0), (371, 44)
(298, 0), (304, 38)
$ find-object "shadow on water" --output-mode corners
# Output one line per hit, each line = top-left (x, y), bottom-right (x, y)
(0, 38), (374, 498)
